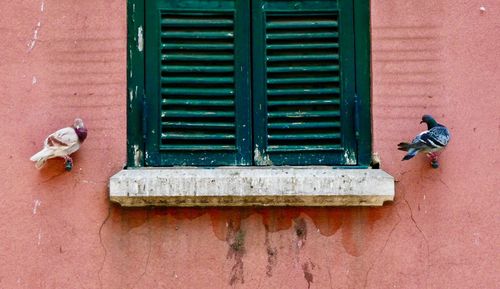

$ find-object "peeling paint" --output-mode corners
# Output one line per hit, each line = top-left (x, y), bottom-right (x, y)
(137, 26), (144, 52)
(37, 229), (42, 246)
(343, 148), (357, 165)
(254, 145), (273, 166)
(32, 76), (37, 85)
(133, 145), (143, 167)
(32, 199), (41, 215)
(129, 90), (134, 104)
(27, 21), (41, 52)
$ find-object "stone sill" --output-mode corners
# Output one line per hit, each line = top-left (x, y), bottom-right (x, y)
(109, 167), (394, 207)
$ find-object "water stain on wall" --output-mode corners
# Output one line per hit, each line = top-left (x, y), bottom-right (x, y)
(110, 206), (391, 259)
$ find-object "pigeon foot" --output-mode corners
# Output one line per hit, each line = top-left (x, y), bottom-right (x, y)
(64, 156), (73, 172)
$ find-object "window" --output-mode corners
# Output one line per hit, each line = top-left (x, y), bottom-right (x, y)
(127, 0), (371, 167)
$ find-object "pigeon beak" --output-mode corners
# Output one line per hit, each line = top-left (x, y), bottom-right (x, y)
(420, 120), (424, 124)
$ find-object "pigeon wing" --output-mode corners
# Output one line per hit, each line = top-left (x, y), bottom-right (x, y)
(427, 126), (450, 147)
(412, 126), (449, 150)
(45, 127), (78, 149)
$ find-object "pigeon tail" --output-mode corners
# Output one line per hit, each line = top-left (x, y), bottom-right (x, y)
(30, 148), (53, 169)
(402, 149), (418, 161)
(397, 142), (411, 151)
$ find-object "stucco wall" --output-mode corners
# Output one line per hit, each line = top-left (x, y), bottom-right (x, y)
(1, 0), (499, 288)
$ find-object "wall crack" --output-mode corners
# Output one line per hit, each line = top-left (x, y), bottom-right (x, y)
(97, 205), (112, 289)
(403, 193), (430, 289)
(132, 209), (152, 289)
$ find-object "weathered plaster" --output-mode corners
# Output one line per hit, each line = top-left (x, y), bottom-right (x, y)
(0, 0), (498, 288)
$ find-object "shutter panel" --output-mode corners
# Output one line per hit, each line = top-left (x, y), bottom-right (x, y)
(145, 0), (251, 166)
(252, 0), (357, 165)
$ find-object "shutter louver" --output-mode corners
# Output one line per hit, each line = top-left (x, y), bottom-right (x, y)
(265, 13), (342, 152)
(145, 0), (251, 166)
(160, 12), (237, 151)
(253, 0), (357, 165)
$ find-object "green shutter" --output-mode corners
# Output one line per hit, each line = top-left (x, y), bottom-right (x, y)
(252, 0), (358, 165)
(144, 0), (251, 166)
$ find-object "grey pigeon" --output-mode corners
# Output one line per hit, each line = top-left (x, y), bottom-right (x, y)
(398, 115), (450, 168)
(30, 118), (88, 171)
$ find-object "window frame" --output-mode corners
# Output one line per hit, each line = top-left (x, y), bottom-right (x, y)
(126, 0), (371, 168)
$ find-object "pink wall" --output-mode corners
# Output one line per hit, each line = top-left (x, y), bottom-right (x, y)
(1, 0), (498, 288)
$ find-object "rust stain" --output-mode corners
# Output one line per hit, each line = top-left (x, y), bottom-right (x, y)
(119, 208), (148, 230)
(109, 206), (390, 259)
(258, 208), (301, 233)
(340, 207), (388, 257)
(302, 208), (344, 236)
(208, 208), (252, 241)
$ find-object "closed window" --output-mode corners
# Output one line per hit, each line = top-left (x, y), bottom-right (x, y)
(128, 0), (371, 167)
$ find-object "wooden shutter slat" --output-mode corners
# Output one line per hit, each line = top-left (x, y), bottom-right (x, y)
(162, 77), (234, 84)
(161, 145), (235, 151)
(268, 133), (340, 140)
(161, 110), (235, 118)
(162, 54), (234, 62)
(161, 88), (234, 96)
(267, 111), (340, 118)
(268, 121), (340, 129)
(268, 99), (340, 106)
(266, 32), (338, 40)
(163, 99), (234, 106)
(266, 20), (338, 29)
(161, 31), (234, 39)
(267, 76), (339, 84)
(161, 18), (233, 27)
(267, 54), (339, 62)
(267, 65), (339, 73)
(267, 88), (340, 96)
(267, 145), (340, 152)
(267, 43), (339, 50)
(162, 43), (234, 50)
(161, 65), (234, 73)
(162, 132), (235, 140)
(163, 121), (235, 129)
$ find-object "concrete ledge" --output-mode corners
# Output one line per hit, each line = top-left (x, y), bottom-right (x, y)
(109, 167), (394, 207)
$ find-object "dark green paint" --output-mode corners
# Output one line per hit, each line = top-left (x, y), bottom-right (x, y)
(144, 0), (251, 166)
(252, 0), (357, 165)
(353, 0), (372, 166)
(127, 0), (145, 167)
(127, 0), (371, 167)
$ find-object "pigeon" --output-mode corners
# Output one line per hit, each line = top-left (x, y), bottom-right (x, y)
(398, 115), (450, 168)
(30, 118), (87, 171)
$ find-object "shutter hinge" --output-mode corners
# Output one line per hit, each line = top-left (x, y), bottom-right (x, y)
(354, 93), (360, 141)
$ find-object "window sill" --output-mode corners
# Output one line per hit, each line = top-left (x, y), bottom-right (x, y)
(109, 167), (394, 207)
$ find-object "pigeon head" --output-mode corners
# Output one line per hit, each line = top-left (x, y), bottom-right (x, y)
(73, 118), (87, 143)
(420, 114), (438, 129)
